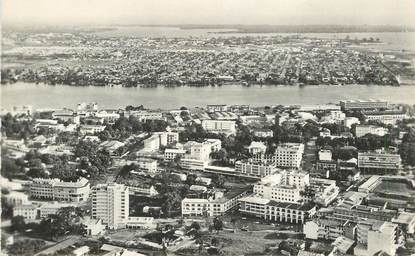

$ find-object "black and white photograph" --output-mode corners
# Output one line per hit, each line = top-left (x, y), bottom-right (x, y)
(1, 0), (415, 255)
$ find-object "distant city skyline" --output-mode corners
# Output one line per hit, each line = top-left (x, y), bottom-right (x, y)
(2, 0), (415, 27)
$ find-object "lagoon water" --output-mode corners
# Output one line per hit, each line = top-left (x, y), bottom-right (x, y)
(1, 83), (414, 110)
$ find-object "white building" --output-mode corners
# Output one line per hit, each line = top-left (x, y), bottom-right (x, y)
(201, 120), (236, 134)
(91, 183), (129, 229)
(340, 99), (388, 111)
(253, 171), (309, 203)
(39, 202), (77, 218)
(206, 104), (228, 112)
(29, 178), (90, 202)
(363, 110), (408, 125)
(355, 221), (399, 256)
(136, 158), (158, 174)
(344, 117), (360, 128)
(238, 196), (316, 224)
(318, 150), (332, 161)
(79, 125), (106, 135)
(274, 143), (304, 169)
(355, 125), (388, 137)
(182, 189), (248, 217)
(164, 148), (186, 161)
(154, 131), (179, 146)
(13, 204), (38, 222)
(248, 141), (267, 155)
(303, 219), (352, 240)
(143, 135), (160, 152)
(127, 110), (164, 122)
(235, 160), (278, 178)
(309, 178), (340, 207)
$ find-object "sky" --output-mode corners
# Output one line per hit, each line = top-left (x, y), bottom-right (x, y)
(2, 0), (415, 26)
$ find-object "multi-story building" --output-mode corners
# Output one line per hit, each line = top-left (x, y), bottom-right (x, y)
(362, 110), (408, 125)
(318, 150), (332, 161)
(154, 131), (179, 146)
(321, 204), (397, 223)
(358, 152), (402, 173)
(235, 160), (278, 178)
(180, 158), (208, 171)
(340, 99), (388, 111)
(79, 125), (106, 135)
(91, 183), (129, 229)
(164, 148), (187, 161)
(182, 188), (249, 217)
(238, 196), (316, 224)
(274, 143), (304, 169)
(303, 219), (354, 240)
(309, 178), (340, 206)
(201, 120), (236, 134)
(354, 221), (400, 256)
(127, 110), (164, 122)
(253, 129), (274, 138)
(355, 125), (388, 137)
(178, 139), (222, 170)
(206, 104), (228, 113)
(248, 141), (267, 156)
(29, 178), (90, 202)
(13, 204), (38, 222)
(136, 158), (158, 174)
(143, 135), (160, 152)
(39, 202), (77, 218)
(52, 109), (80, 124)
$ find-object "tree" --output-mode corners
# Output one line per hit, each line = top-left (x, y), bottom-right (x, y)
(211, 174), (226, 188)
(400, 130), (415, 166)
(213, 217), (223, 232)
(11, 216), (26, 232)
(190, 222), (201, 231)
(7, 239), (45, 256)
(211, 237), (220, 246)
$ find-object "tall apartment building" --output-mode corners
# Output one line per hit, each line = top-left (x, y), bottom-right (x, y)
(339, 99), (388, 111)
(91, 183), (129, 229)
(274, 143), (304, 169)
(358, 152), (402, 173)
(201, 120), (236, 134)
(29, 178), (90, 202)
(355, 125), (388, 137)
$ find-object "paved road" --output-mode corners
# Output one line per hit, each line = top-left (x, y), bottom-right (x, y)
(34, 236), (80, 256)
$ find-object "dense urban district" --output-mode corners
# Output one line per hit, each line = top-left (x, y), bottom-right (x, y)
(2, 30), (415, 87)
(1, 99), (415, 256)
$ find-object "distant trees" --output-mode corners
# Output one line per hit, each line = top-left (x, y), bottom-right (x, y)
(1, 113), (34, 139)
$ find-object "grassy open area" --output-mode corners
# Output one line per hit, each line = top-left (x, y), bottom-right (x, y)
(373, 180), (413, 195)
